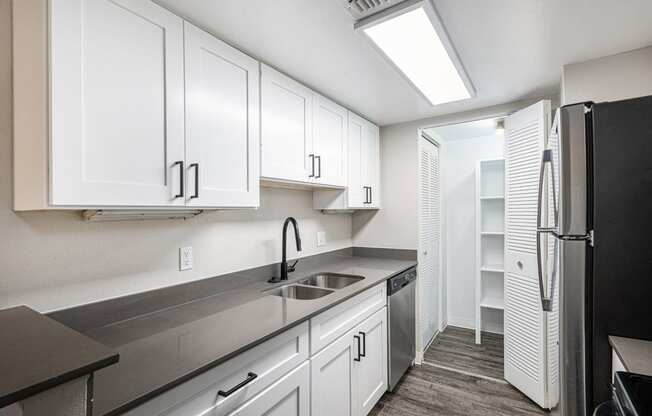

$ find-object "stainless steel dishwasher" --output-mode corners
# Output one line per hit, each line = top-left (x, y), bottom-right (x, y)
(387, 267), (417, 391)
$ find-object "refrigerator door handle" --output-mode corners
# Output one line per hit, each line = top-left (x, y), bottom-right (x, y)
(537, 148), (558, 312)
(537, 149), (558, 231)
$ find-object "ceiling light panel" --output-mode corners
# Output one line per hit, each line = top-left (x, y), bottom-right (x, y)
(361, 2), (473, 106)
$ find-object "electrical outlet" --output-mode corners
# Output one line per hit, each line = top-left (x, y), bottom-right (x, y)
(317, 231), (326, 247)
(179, 247), (193, 271)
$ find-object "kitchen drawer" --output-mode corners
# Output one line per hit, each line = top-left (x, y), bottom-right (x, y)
(229, 361), (309, 416)
(310, 283), (386, 354)
(123, 322), (309, 416)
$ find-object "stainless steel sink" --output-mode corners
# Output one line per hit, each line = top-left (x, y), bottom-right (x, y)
(267, 285), (334, 300)
(298, 273), (365, 290)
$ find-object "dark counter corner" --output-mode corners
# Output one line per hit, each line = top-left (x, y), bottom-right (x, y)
(0, 305), (119, 408)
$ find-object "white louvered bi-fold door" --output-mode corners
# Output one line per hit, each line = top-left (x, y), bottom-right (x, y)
(504, 100), (551, 408)
(418, 138), (441, 349)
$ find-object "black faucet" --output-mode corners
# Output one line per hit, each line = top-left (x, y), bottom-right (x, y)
(269, 217), (302, 283)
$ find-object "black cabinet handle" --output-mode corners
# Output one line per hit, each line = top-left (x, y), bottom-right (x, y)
(189, 163), (199, 199)
(363, 186), (370, 204)
(309, 154), (315, 178)
(315, 155), (321, 179)
(359, 331), (366, 358)
(369, 187), (372, 205)
(217, 372), (258, 397)
(353, 335), (361, 361)
(173, 161), (184, 198)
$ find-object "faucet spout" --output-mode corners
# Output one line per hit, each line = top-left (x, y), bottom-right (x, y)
(269, 217), (302, 283)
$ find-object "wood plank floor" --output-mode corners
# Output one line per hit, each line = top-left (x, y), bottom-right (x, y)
(371, 326), (546, 415)
(424, 326), (504, 380)
(370, 364), (546, 416)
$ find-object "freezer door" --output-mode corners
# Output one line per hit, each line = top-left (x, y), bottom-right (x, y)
(557, 104), (589, 238)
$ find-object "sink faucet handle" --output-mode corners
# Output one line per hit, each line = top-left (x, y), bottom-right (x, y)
(288, 260), (299, 273)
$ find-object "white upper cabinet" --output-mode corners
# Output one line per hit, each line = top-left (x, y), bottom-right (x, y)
(312, 94), (348, 187)
(14, 0), (261, 210)
(360, 115), (381, 209)
(313, 111), (381, 210)
(260, 66), (350, 188)
(261, 64), (313, 183)
(50, 0), (185, 207)
(184, 23), (259, 208)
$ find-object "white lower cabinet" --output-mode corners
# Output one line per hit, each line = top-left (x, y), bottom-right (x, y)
(311, 305), (388, 416)
(310, 326), (357, 416)
(229, 361), (310, 416)
(354, 308), (388, 415)
(123, 323), (308, 416)
(121, 286), (388, 416)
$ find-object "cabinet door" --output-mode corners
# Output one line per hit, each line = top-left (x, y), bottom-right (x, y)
(364, 123), (381, 208)
(261, 65), (313, 183)
(50, 0), (185, 206)
(354, 307), (388, 416)
(184, 23), (259, 208)
(310, 328), (356, 416)
(230, 361), (310, 416)
(347, 112), (366, 208)
(313, 94), (347, 187)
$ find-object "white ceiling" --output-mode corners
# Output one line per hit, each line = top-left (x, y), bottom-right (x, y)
(154, 0), (652, 126)
(425, 117), (499, 142)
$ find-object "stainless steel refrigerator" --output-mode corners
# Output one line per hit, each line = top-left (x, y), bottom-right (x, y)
(537, 95), (652, 416)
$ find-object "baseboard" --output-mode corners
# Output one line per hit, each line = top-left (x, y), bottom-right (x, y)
(447, 316), (504, 335)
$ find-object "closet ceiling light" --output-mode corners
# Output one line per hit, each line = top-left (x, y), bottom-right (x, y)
(359, 1), (474, 106)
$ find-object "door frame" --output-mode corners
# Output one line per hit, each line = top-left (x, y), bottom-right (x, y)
(415, 109), (513, 359)
(415, 132), (444, 363)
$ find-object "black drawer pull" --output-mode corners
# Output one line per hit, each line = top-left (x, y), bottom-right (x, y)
(217, 372), (258, 397)
(173, 161), (184, 198)
(309, 154), (315, 178)
(359, 331), (367, 358)
(189, 163), (199, 199)
(315, 155), (321, 179)
(354, 335), (361, 362)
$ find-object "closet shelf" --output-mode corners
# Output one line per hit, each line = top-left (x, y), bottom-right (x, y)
(480, 297), (505, 310)
(476, 158), (506, 344)
(481, 266), (504, 273)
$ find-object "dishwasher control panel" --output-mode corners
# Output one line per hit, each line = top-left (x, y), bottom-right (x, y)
(387, 268), (417, 295)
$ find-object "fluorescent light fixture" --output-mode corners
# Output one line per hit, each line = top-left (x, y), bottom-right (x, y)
(359, 1), (474, 106)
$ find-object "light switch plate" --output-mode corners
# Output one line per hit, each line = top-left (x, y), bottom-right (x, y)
(179, 247), (193, 271)
(317, 231), (326, 247)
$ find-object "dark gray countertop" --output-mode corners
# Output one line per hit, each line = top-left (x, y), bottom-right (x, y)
(53, 250), (415, 415)
(0, 306), (119, 408)
(609, 335), (652, 377)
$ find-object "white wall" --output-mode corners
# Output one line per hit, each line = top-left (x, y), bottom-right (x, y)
(352, 123), (418, 250)
(441, 133), (504, 331)
(562, 45), (652, 105)
(0, 1), (352, 313)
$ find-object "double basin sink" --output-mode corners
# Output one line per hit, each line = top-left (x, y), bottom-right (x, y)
(266, 273), (364, 300)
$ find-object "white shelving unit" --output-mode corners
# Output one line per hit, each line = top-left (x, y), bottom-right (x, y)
(475, 159), (505, 344)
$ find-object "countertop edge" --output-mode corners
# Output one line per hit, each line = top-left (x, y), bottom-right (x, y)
(609, 335), (652, 377)
(104, 262), (416, 416)
(0, 353), (119, 408)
